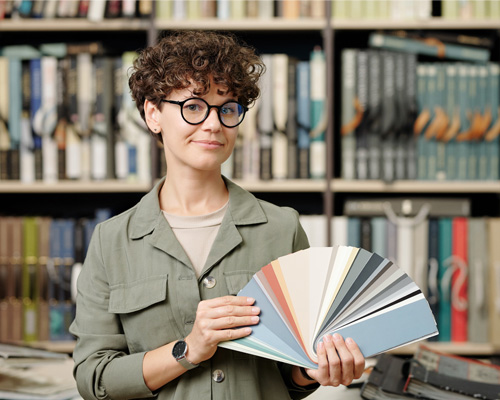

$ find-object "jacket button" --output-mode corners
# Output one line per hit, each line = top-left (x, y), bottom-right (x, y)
(203, 276), (216, 289)
(212, 369), (225, 383)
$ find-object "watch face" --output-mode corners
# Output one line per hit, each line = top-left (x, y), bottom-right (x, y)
(172, 340), (187, 359)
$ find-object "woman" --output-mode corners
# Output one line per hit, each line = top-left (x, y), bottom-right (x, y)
(70, 30), (365, 400)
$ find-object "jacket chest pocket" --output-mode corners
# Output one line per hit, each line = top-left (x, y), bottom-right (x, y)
(223, 271), (254, 295)
(108, 275), (177, 352)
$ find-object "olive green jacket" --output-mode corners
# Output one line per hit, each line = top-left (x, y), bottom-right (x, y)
(70, 177), (318, 400)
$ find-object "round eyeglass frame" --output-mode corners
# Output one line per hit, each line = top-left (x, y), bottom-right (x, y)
(161, 97), (248, 128)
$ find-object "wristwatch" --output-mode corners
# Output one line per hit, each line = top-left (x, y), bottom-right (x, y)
(172, 340), (199, 370)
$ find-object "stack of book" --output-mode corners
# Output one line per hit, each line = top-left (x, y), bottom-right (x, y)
(361, 345), (500, 400)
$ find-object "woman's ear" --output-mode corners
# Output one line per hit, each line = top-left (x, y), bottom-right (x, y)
(144, 99), (161, 133)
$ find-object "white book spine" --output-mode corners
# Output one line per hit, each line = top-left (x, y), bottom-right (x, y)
(42, 136), (58, 183)
(115, 140), (129, 180)
(87, 0), (107, 21)
(66, 126), (82, 179)
(91, 134), (107, 180)
(20, 118), (35, 183)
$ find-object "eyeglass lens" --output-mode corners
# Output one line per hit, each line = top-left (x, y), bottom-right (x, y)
(181, 98), (245, 127)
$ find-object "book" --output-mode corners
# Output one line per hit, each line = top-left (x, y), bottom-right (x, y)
(271, 53), (289, 180)
(488, 218), (500, 347)
(219, 246), (438, 368)
(404, 345), (500, 400)
(451, 217), (468, 342)
(380, 51), (396, 183)
(437, 217), (453, 342)
(309, 47), (326, 179)
(369, 32), (491, 62)
(468, 217), (489, 343)
(355, 50), (369, 180)
(340, 49), (357, 180)
(258, 54), (274, 180)
(296, 61), (310, 179)
(22, 217), (38, 342)
(360, 353), (410, 399)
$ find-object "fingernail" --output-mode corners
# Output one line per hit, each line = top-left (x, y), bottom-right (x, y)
(333, 333), (342, 341)
(318, 342), (325, 350)
(346, 337), (354, 345)
(323, 334), (332, 343)
(247, 297), (255, 304)
(251, 316), (259, 323)
(252, 307), (260, 314)
(244, 327), (252, 334)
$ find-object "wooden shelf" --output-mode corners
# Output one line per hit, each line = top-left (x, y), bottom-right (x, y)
(234, 179), (327, 192)
(155, 17), (325, 31)
(0, 18), (151, 31)
(2, 17), (499, 32)
(0, 180), (151, 193)
(331, 17), (500, 30)
(331, 179), (500, 193)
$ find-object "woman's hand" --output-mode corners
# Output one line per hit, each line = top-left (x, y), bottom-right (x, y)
(300, 334), (365, 387)
(185, 296), (260, 364)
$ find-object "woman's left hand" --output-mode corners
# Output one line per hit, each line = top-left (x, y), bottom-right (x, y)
(304, 333), (365, 387)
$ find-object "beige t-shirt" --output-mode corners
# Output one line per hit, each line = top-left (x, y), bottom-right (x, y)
(162, 201), (228, 277)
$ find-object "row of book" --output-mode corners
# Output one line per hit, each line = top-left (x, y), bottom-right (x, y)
(442, 0), (500, 19)
(0, 0), (439, 21)
(361, 345), (500, 400)
(0, 42), (328, 183)
(300, 197), (500, 345)
(0, 209), (111, 343)
(341, 35), (499, 182)
(222, 49), (327, 181)
(0, 43), (152, 183)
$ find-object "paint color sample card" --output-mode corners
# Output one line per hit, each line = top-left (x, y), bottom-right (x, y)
(219, 246), (438, 369)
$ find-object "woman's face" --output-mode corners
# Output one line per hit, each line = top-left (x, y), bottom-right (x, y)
(156, 81), (239, 176)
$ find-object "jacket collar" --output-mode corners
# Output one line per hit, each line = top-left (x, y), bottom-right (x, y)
(129, 176), (268, 241)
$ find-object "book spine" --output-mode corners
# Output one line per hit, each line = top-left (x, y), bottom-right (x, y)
(286, 59), (298, 179)
(367, 50), (382, 180)
(258, 54), (274, 180)
(355, 50), (369, 180)
(438, 217), (452, 342)
(451, 216), (468, 342)
(8, 58), (22, 180)
(22, 217), (38, 342)
(272, 54), (288, 180)
(380, 51), (396, 183)
(340, 49), (357, 180)
(486, 63), (500, 180)
(296, 61), (310, 179)
(309, 47), (326, 179)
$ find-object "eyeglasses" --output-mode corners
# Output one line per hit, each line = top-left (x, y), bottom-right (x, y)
(162, 97), (248, 128)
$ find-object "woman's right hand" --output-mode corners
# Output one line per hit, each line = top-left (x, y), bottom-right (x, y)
(185, 296), (260, 364)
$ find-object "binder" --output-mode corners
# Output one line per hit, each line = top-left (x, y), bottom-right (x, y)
(22, 217), (38, 342)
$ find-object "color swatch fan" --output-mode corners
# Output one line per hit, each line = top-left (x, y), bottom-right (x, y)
(219, 246), (438, 369)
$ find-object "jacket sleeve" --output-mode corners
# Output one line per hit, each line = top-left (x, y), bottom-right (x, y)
(69, 224), (155, 400)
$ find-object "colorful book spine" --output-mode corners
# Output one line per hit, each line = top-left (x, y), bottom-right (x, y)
(451, 217), (468, 342)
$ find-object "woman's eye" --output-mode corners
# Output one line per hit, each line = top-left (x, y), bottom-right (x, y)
(186, 104), (201, 112)
(221, 106), (235, 115)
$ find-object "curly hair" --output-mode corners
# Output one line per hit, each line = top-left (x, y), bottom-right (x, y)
(129, 30), (265, 142)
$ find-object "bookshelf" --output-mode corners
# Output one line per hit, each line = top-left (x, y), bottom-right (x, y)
(1, 1), (500, 358)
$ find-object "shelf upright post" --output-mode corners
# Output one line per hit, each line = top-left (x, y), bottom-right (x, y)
(149, 0), (159, 188)
(324, 0), (334, 246)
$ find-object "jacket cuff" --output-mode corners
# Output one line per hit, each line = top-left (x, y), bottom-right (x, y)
(101, 352), (156, 399)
